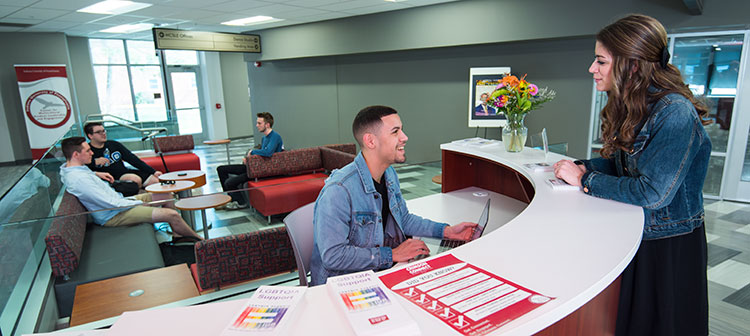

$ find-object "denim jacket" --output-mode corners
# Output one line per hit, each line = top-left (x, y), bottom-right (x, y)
(581, 92), (711, 240)
(310, 153), (448, 285)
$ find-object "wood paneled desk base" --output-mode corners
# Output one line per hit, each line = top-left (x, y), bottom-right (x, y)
(442, 149), (621, 336)
(70, 264), (199, 326)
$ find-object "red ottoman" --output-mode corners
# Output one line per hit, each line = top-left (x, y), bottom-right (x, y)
(246, 173), (327, 218)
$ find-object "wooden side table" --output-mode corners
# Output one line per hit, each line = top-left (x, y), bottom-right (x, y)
(70, 264), (199, 326)
(175, 194), (232, 239)
(144, 180), (196, 195)
(158, 170), (206, 230)
(203, 139), (232, 164)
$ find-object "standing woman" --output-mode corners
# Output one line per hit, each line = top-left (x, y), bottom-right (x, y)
(554, 14), (711, 336)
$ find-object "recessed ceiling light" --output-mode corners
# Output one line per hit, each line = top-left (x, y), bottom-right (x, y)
(78, 1), (152, 15)
(221, 16), (281, 26)
(100, 23), (153, 33)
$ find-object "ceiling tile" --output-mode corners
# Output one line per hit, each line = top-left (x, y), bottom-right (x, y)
(31, 0), (99, 11)
(206, 0), (272, 12)
(126, 4), (184, 18)
(90, 14), (148, 25)
(26, 20), (81, 30)
(317, 0), (389, 12)
(272, 8), (331, 19)
(237, 3), (304, 16)
(339, 2), (411, 15)
(52, 11), (108, 23)
(167, 9), (225, 21)
(158, 0), (229, 9)
(6, 7), (69, 21)
(0, 0), (37, 7)
(0, 5), (22, 17)
(282, 0), (349, 7)
(290, 11), (349, 23)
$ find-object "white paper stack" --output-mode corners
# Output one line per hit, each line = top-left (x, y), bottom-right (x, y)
(221, 286), (307, 336)
(546, 178), (582, 191)
(523, 162), (553, 172)
(327, 270), (421, 336)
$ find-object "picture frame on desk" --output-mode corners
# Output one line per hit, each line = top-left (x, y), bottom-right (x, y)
(468, 67), (511, 128)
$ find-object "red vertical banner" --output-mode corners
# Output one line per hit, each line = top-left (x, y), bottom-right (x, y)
(15, 64), (75, 160)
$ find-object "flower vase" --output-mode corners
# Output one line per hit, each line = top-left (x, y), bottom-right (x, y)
(502, 114), (528, 153)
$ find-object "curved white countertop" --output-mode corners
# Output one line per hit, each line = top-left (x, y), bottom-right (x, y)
(291, 143), (643, 336)
(104, 142), (644, 336)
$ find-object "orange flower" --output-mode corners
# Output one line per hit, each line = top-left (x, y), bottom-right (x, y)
(502, 75), (519, 88)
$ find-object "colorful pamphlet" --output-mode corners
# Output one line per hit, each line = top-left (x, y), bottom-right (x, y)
(523, 162), (554, 172)
(221, 286), (306, 335)
(379, 254), (554, 336)
(327, 270), (421, 336)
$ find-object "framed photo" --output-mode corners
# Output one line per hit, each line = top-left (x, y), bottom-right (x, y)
(468, 67), (511, 128)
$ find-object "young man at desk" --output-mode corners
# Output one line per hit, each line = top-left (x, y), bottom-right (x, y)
(310, 105), (477, 286)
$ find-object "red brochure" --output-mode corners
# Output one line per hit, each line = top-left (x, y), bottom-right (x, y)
(379, 254), (554, 336)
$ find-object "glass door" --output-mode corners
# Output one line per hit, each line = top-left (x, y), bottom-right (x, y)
(165, 65), (207, 141)
(670, 31), (750, 200)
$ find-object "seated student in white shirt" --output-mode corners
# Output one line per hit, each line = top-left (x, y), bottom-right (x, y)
(59, 136), (202, 242)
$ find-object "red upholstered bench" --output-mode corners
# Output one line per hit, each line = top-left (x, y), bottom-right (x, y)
(247, 173), (328, 218)
(243, 144), (356, 221)
(140, 135), (201, 172)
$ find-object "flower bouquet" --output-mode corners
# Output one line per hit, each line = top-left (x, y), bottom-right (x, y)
(489, 74), (556, 152)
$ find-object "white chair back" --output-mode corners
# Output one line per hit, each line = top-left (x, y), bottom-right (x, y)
(283, 202), (316, 286)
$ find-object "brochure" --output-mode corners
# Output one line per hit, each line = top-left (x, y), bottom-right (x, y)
(522, 162), (554, 173)
(546, 178), (582, 191)
(379, 254), (554, 336)
(327, 270), (420, 336)
(222, 286), (306, 335)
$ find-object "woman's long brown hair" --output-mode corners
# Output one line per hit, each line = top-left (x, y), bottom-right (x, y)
(596, 14), (710, 158)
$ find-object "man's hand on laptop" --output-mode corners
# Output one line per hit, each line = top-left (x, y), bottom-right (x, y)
(392, 239), (431, 262)
(444, 222), (479, 241)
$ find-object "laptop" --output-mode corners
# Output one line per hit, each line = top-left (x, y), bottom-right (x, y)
(412, 198), (490, 261)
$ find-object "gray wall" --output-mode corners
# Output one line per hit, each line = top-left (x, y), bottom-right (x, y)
(0, 32), (74, 162)
(220, 52), (254, 138)
(248, 37), (594, 162)
(66, 36), (100, 123)
(248, 0), (750, 61)
(245, 0), (750, 163)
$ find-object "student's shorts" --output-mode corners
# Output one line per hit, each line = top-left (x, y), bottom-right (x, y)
(104, 193), (155, 227)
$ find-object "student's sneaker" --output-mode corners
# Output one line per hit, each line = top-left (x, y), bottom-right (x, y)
(225, 201), (248, 210)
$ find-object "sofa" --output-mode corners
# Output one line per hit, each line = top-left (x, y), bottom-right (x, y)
(45, 192), (164, 317)
(243, 144), (356, 220)
(138, 135), (201, 172)
(190, 227), (296, 292)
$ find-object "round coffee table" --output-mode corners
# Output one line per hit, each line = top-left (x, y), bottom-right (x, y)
(158, 170), (206, 230)
(175, 194), (232, 239)
(203, 139), (231, 164)
(145, 180), (196, 194)
(159, 170), (206, 190)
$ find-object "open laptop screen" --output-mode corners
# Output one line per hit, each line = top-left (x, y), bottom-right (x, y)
(470, 198), (491, 241)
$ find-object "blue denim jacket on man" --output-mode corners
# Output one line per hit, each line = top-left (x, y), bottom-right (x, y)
(580, 92), (711, 240)
(310, 153), (448, 285)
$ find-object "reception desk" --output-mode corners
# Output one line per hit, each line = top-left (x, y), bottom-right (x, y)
(101, 142), (644, 336)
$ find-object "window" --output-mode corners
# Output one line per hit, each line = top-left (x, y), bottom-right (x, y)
(89, 39), (167, 122)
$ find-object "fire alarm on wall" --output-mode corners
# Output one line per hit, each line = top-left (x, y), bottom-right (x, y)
(254, 61), (262, 67)
(215, 103), (222, 109)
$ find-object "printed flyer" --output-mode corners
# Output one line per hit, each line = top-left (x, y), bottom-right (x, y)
(222, 286), (306, 335)
(379, 254), (554, 336)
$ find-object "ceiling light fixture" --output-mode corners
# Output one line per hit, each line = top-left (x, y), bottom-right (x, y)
(100, 23), (153, 33)
(78, 0), (152, 15)
(221, 16), (280, 26)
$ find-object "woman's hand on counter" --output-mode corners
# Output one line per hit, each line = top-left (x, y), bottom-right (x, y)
(554, 160), (585, 186)
(444, 222), (479, 241)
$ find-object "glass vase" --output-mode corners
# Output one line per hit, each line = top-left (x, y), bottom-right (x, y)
(502, 114), (528, 153)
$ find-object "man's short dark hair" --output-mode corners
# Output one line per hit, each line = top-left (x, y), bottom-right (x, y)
(83, 122), (103, 139)
(352, 105), (398, 146)
(61, 137), (87, 160)
(257, 112), (274, 127)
